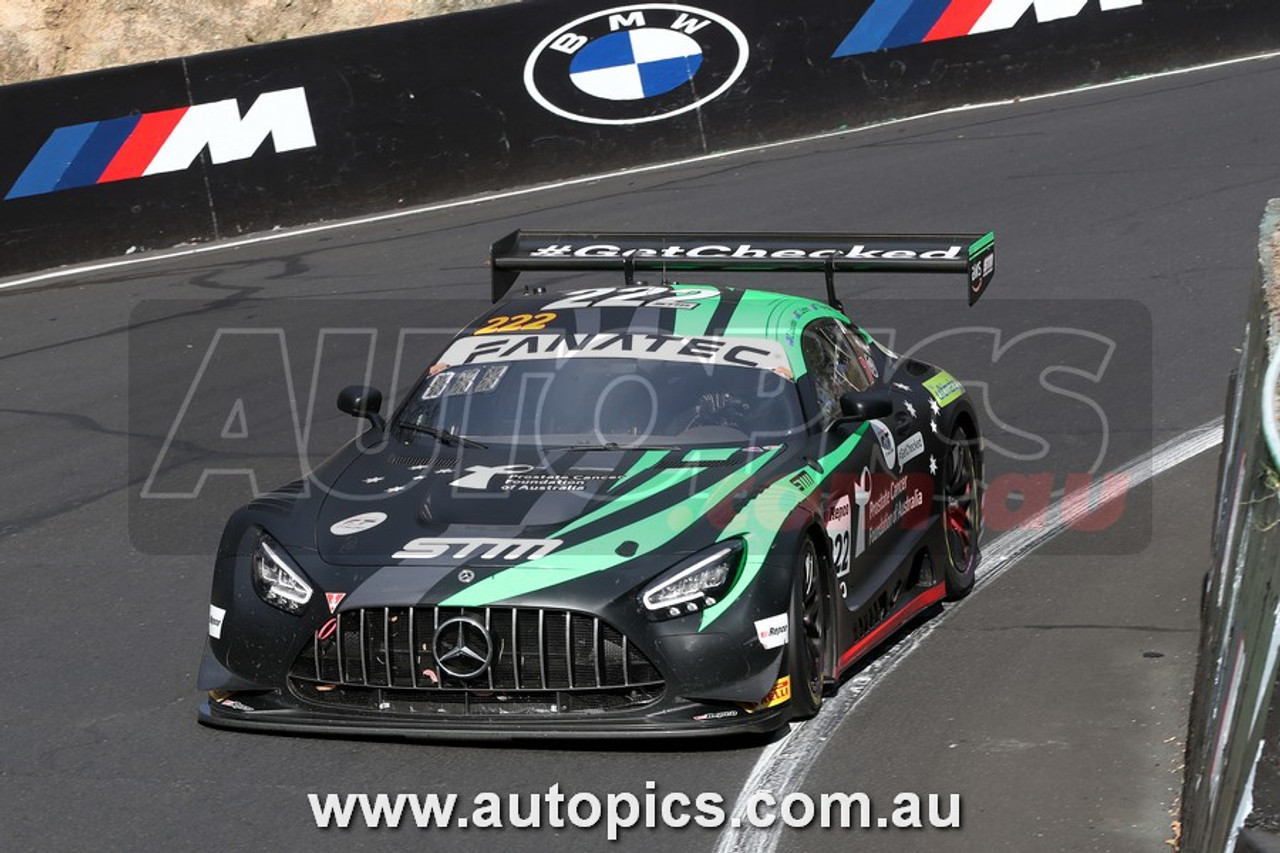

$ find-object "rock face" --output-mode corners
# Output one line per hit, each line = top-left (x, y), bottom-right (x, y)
(1, 0), (507, 85)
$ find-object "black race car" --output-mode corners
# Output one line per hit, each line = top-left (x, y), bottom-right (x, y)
(198, 230), (993, 739)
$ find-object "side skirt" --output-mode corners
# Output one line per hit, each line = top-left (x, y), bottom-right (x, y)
(834, 583), (946, 677)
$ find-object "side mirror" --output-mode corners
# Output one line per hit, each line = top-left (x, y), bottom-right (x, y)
(337, 385), (385, 431)
(838, 389), (894, 422)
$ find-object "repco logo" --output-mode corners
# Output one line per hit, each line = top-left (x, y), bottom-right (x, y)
(523, 4), (748, 126)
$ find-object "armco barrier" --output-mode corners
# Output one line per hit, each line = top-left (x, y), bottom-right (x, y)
(1180, 200), (1280, 852)
(2, 0), (1280, 276)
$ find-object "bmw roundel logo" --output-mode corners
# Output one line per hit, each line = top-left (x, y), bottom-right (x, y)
(524, 4), (749, 126)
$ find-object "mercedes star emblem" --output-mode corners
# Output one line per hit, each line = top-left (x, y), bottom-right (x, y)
(431, 616), (493, 679)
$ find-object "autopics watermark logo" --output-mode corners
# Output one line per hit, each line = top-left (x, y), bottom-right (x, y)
(523, 4), (748, 126)
(128, 298), (1152, 557)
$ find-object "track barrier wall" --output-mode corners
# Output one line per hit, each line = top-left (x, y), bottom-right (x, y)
(1181, 201), (1280, 852)
(2, 0), (1280, 276)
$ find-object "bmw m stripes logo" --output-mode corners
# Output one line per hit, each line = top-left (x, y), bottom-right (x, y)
(524, 4), (748, 126)
(6, 87), (316, 200)
(832, 0), (1144, 58)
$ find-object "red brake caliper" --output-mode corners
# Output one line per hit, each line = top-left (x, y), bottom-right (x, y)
(946, 485), (971, 545)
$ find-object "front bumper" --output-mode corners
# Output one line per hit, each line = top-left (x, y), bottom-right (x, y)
(197, 589), (795, 739)
(197, 690), (790, 741)
(202, 522), (801, 740)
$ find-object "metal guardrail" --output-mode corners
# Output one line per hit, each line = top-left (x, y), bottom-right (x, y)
(1181, 200), (1280, 852)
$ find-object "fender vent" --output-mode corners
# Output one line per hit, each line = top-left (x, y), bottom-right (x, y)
(391, 455), (453, 468)
(653, 458), (739, 469)
(903, 359), (931, 377)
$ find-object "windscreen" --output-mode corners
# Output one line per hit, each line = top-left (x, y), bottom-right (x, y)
(396, 356), (804, 448)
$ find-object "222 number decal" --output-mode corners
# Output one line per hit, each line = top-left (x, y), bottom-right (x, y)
(474, 313), (557, 335)
(541, 286), (718, 311)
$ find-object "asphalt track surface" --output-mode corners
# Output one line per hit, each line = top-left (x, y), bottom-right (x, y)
(2, 56), (1279, 852)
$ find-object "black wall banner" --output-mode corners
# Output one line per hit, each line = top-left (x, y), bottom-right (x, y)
(1, 0), (1277, 276)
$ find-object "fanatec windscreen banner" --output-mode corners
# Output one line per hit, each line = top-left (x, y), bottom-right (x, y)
(0, 0), (1276, 276)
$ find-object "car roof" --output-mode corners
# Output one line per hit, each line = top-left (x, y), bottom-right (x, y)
(471, 283), (851, 374)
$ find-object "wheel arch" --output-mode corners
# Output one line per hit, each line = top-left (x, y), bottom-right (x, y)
(944, 399), (985, 484)
(801, 518), (841, 683)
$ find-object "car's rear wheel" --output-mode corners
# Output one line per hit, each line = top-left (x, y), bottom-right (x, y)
(788, 537), (826, 718)
(941, 425), (981, 600)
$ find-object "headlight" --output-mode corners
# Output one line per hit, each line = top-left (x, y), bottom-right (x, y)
(640, 540), (744, 620)
(250, 533), (313, 615)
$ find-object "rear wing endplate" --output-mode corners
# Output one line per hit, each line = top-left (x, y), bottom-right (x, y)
(489, 230), (995, 307)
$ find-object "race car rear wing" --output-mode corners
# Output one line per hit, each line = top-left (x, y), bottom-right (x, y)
(489, 230), (996, 307)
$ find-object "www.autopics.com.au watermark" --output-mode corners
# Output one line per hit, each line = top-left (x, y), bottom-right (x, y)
(307, 784), (962, 838)
(128, 298), (1152, 555)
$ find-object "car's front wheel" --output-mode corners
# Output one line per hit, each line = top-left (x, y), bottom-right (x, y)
(788, 537), (827, 718)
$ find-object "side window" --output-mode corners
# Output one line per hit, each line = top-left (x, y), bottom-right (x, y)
(835, 325), (879, 391)
(801, 320), (877, 429)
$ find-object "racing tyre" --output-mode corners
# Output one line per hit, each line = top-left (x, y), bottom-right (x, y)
(940, 425), (981, 600)
(788, 538), (826, 718)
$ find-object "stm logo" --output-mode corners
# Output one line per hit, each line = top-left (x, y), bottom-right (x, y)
(833, 0), (1143, 58)
(524, 4), (748, 126)
(393, 537), (563, 562)
(6, 87), (316, 200)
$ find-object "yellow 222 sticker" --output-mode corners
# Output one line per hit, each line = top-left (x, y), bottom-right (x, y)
(474, 312), (557, 335)
(923, 370), (964, 408)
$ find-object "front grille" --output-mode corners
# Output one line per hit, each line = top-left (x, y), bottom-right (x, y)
(289, 607), (664, 716)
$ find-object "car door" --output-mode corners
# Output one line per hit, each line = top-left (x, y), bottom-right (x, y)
(800, 319), (891, 608)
